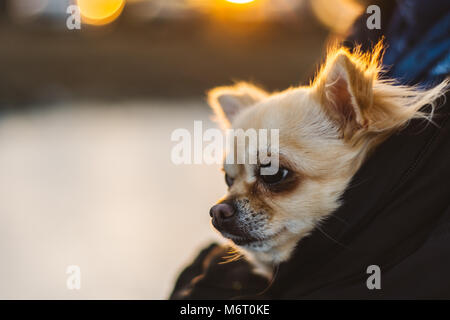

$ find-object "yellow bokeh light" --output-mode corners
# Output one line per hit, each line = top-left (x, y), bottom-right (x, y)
(77, 0), (125, 26)
(189, 0), (263, 21)
(226, 0), (255, 3)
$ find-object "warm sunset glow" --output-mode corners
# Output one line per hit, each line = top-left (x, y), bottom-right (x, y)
(188, 0), (265, 22)
(77, 0), (125, 26)
(226, 0), (255, 3)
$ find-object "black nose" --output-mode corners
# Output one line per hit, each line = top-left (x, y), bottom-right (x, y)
(209, 203), (235, 229)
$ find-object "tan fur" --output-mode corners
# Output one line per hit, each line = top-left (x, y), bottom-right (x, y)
(207, 42), (449, 277)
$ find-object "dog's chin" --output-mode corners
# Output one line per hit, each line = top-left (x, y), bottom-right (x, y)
(221, 231), (268, 247)
(220, 226), (306, 270)
(220, 227), (287, 252)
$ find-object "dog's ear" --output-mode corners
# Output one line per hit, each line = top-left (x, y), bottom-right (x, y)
(314, 45), (449, 138)
(314, 50), (377, 139)
(207, 83), (267, 128)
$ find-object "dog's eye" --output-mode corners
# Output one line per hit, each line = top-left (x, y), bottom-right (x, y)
(225, 173), (234, 187)
(260, 167), (289, 185)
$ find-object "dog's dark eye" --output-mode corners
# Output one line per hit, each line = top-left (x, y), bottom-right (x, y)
(225, 173), (234, 187)
(260, 167), (289, 185)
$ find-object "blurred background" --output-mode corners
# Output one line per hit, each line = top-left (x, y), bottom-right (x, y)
(0, 0), (364, 299)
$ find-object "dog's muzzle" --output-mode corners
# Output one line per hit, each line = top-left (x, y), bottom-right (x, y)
(209, 201), (254, 244)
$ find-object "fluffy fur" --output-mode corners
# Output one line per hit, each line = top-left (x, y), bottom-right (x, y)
(207, 42), (449, 276)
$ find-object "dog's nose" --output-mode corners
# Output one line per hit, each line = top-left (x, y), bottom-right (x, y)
(209, 203), (235, 227)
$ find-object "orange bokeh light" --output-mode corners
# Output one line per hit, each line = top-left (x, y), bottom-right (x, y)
(226, 0), (255, 3)
(77, 0), (125, 26)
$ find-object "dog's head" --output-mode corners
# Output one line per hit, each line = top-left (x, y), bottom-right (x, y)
(207, 44), (447, 264)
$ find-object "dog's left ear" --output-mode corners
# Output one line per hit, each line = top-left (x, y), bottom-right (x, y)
(314, 50), (376, 139)
(207, 83), (267, 128)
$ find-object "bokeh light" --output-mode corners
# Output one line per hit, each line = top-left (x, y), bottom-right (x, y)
(226, 0), (255, 3)
(77, 0), (125, 26)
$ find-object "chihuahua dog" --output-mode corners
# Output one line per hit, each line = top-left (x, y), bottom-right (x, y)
(207, 43), (448, 276)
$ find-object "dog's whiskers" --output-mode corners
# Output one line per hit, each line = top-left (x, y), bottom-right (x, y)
(315, 224), (349, 249)
(219, 247), (244, 264)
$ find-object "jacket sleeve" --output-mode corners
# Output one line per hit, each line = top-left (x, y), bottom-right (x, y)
(169, 243), (269, 300)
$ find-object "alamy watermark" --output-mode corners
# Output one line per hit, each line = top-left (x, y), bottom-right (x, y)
(171, 121), (280, 175)
(66, 265), (81, 290)
(366, 5), (381, 30)
(366, 264), (381, 290)
(66, 5), (81, 30)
